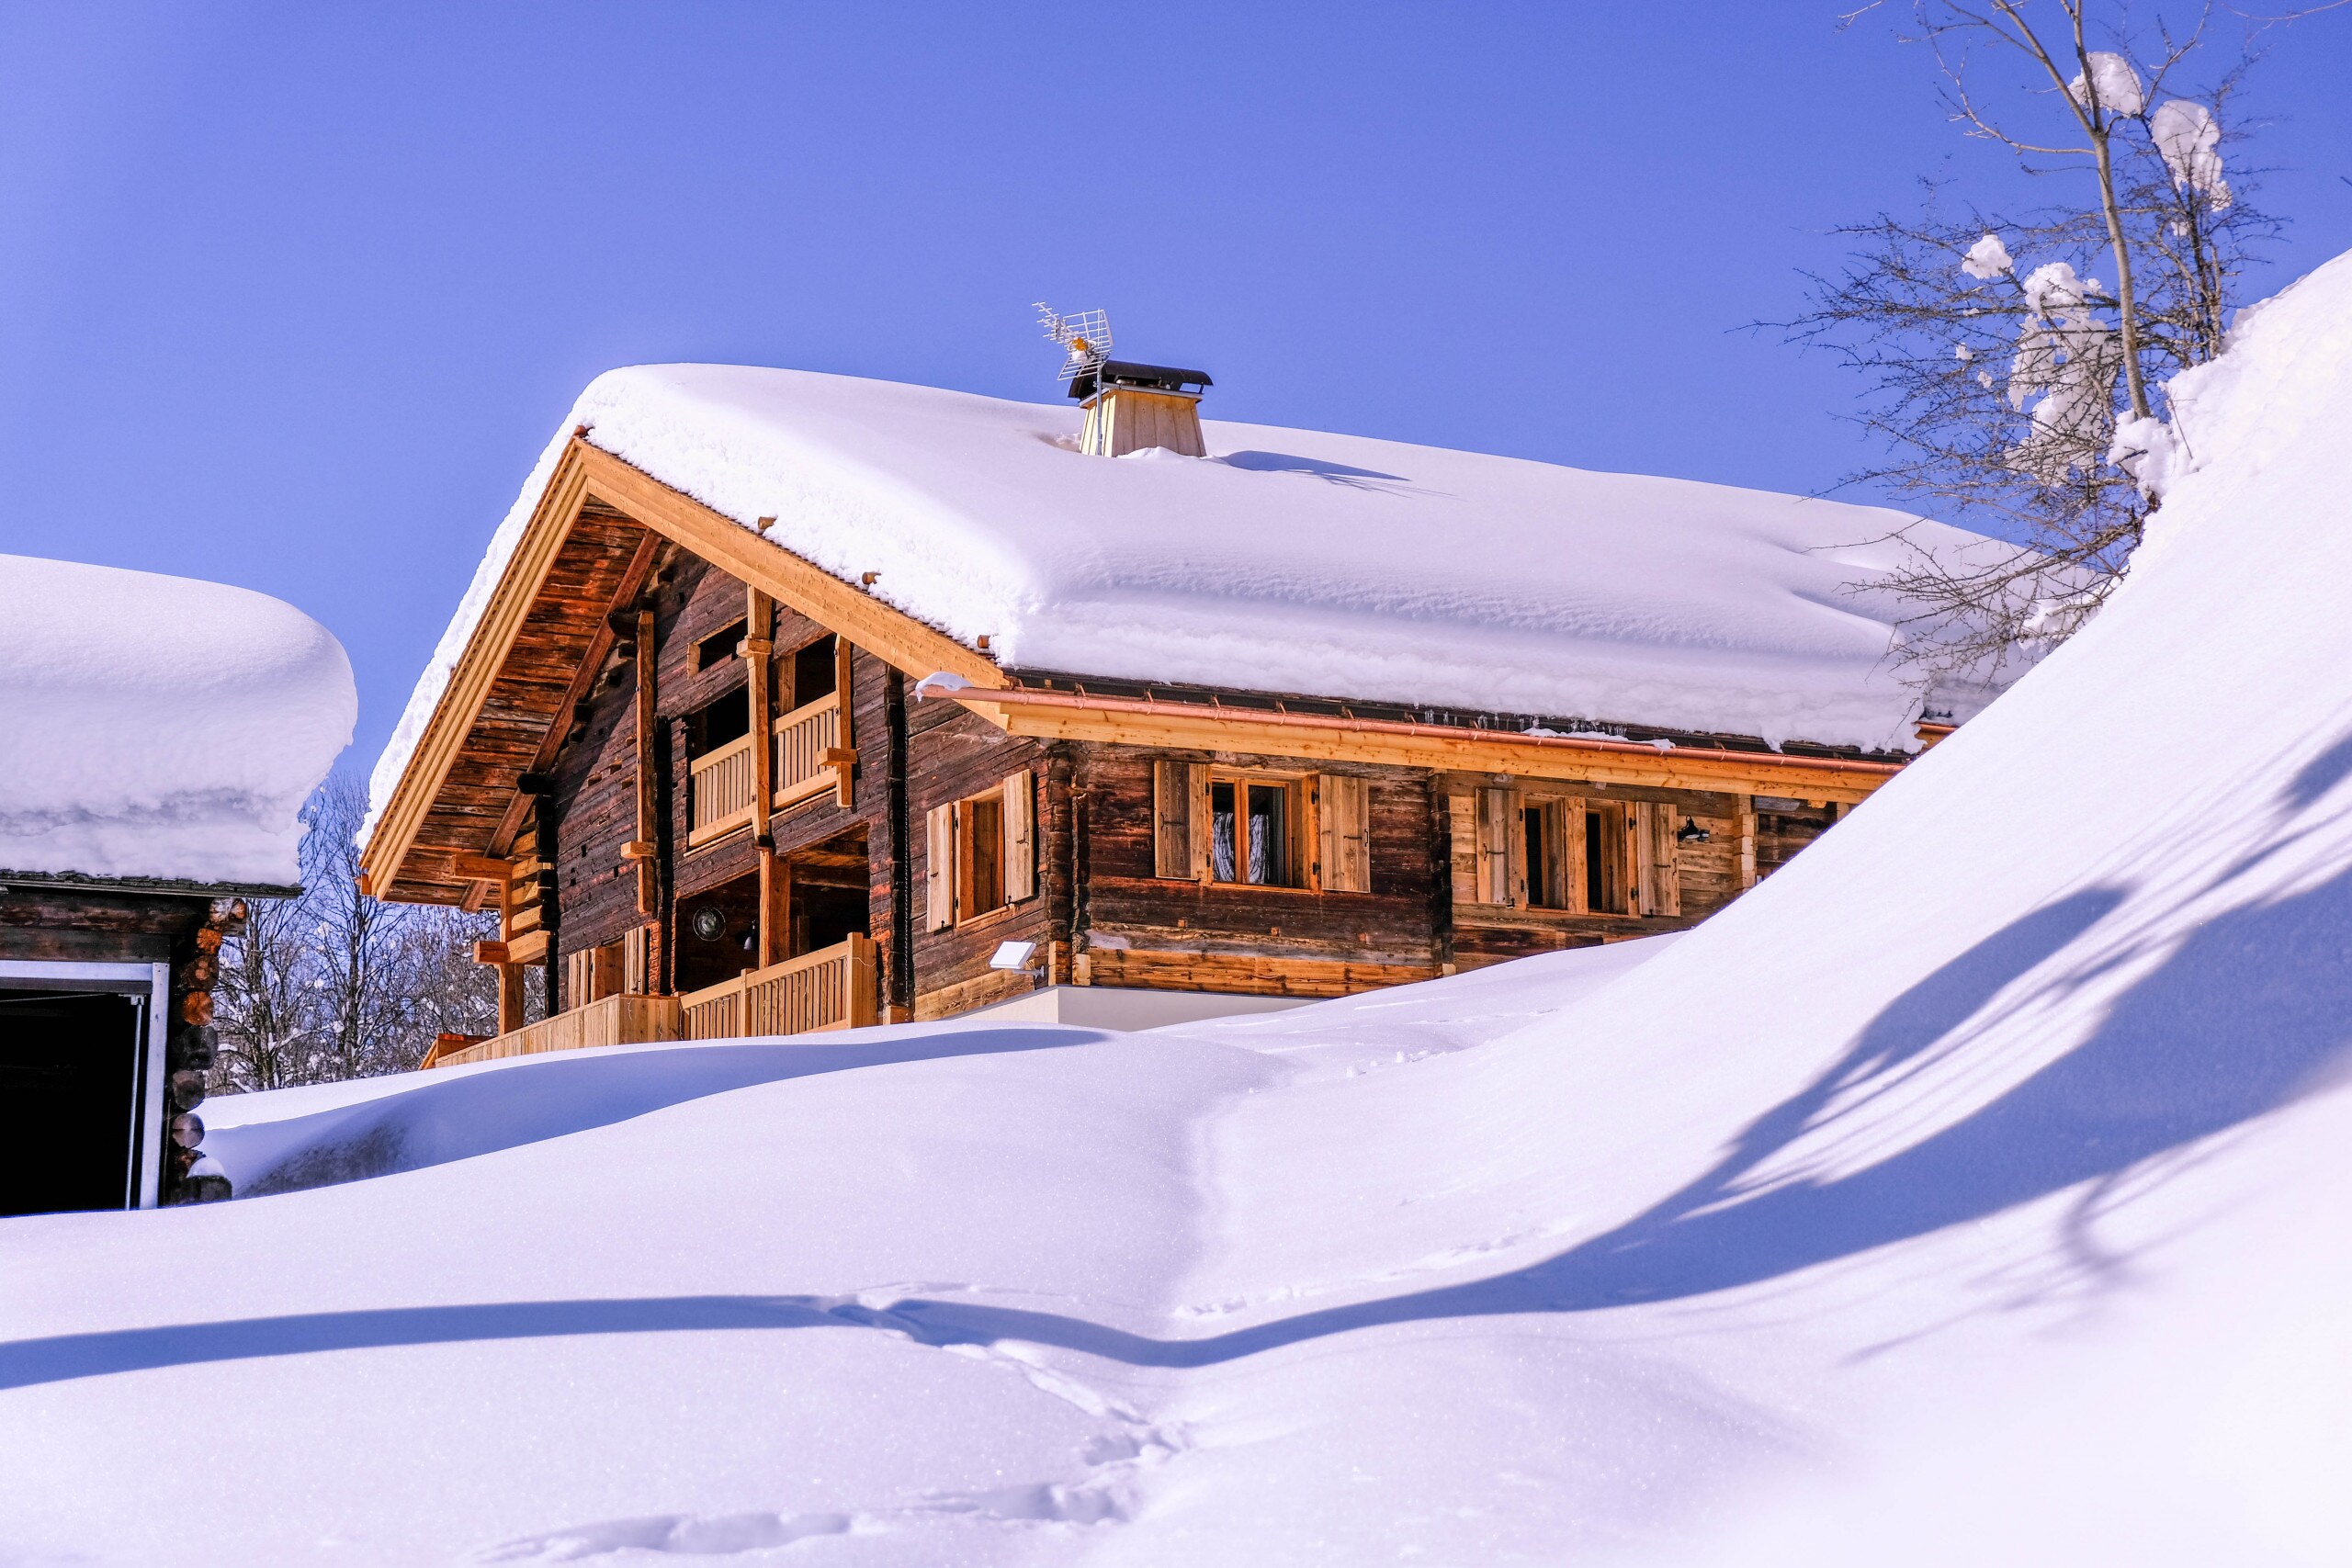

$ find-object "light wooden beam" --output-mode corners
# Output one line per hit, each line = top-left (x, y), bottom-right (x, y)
(361, 456), (592, 898)
(949, 690), (1903, 805)
(572, 441), (1002, 692)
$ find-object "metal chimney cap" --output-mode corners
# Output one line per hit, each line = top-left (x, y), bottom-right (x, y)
(1068, 360), (1213, 400)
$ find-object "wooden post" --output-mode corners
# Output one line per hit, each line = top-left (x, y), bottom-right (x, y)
(635, 607), (660, 918)
(1736, 794), (1758, 890)
(743, 587), (779, 967)
(497, 961), (526, 1035)
(831, 637), (857, 807)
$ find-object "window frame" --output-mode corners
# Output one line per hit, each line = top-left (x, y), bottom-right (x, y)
(957, 789), (1010, 924)
(925, 771), (1037, 932)
(1204, 767), (1311, 891)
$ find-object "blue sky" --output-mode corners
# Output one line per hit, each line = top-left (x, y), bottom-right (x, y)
(2, 3), (2346, 773)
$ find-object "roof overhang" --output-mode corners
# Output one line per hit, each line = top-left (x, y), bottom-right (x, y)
(360, 437), (1005, 903)
(920, 680), (1904, 804)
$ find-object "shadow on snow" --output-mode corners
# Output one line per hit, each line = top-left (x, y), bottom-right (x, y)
(15, 750), (2352, 1389)
(220, 1027), (1101, 1196)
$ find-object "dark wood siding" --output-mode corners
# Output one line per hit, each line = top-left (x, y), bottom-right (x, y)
(1078, 749), (1439, 970)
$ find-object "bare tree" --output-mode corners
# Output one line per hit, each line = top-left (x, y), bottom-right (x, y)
(1784, 1), (2317, 676)
(210, 776), (509, 1093)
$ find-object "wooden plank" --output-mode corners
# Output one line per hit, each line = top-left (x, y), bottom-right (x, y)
(1317, 773), (1371, 893)
(1151, 759), (1192, 879)
(1003, 768), (1036, 902)
(925, 802), (956, 931)
(1476, 786), (1514, 906)
(1080, 947), (1437, 998)
(1447, 789), (1477, 906)
(965, 698), (1894, 805)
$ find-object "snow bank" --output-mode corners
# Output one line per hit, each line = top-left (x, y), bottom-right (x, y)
(368, 367), (2018, 832)
(0, 555), (354, 886)
(19, 253), (2352, 1564)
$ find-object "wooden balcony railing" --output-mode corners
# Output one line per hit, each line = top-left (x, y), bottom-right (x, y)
(680, 933), (878, 1040)
(687, 690), (843, 848)
(687, 731), (758, 845)
(773, 691), (841, 809)
(424, 992), (683, 1069)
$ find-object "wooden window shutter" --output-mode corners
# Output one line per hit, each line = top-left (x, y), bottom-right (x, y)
(1315, 774), (1372, 893)
(1002, 769), (1036, 902)
(1448, 789), (1478, 904)
(1153, 760), (1210, 880)
(1476, 786), (1517, 905)
(1557, 796), (1588, 913)
(1631, 802), (1682, 917)
(924, 802), (956, 931)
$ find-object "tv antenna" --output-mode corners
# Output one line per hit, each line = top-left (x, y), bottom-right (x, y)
(1035, 302), (1112, 383)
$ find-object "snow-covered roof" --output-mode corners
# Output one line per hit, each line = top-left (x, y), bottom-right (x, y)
(0, 553), (355, 888)
(372, 366), (2018, 827)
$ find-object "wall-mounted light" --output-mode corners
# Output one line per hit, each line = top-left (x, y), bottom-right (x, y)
(1677, 818), (1712, 843)
(989, 940), (1038, 972)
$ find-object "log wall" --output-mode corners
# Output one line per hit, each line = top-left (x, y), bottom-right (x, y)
(531, 538), (1851, 1022)
(0, 886), (242, 1205)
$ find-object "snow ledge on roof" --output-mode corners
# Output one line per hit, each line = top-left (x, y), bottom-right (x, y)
(0, 554), (356, 887)
(368, 366), (2030, 837)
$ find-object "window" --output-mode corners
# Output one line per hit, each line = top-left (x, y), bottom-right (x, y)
(787, 633), (838, 708)
(1584, 803), (1630, 915)
(963, 793), (1006, 918)
(1208, 776), (1298, 886)
(924, 771), (1036, 930)
(1453, 786), (1669, 917)
(1521, 802), (1570, 909)
(684, 686), (750, 761)
(1151, 762), (1368, 892)
(695, 620), (745, 673)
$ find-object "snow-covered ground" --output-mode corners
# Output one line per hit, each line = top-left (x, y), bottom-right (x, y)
(0, 553), (353, 886)
(10, 250), (2352, 1563)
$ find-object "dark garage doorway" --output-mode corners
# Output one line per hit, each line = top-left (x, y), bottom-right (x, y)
(0, 989), (146, 1217)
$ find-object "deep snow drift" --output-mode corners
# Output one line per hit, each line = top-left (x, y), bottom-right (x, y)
(0, 553), (355, 886)
(369, 365), (2027, 834)
(10, 250), (2352, 1564)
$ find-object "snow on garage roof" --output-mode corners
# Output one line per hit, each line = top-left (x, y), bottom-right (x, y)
(0, 554), (356, 889)
(370, 365), (2021, 827)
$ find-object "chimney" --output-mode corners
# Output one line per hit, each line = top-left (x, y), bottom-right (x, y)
(1069, 360), (1214, 457)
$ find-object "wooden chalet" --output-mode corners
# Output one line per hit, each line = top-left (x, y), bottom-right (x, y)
(364, 362), (1983, 1066)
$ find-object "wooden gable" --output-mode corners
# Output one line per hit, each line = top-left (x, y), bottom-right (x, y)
(362, 439), (1005, 906)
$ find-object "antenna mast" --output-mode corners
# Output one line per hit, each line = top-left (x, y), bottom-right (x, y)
(1035, 302), (1113, 384)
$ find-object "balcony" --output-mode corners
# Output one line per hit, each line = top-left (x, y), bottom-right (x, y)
(679, 933), (879, 1039)
(687, 690), (843, 848)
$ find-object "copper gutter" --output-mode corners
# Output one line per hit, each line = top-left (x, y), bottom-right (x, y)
(918, 678), (1907, 781)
